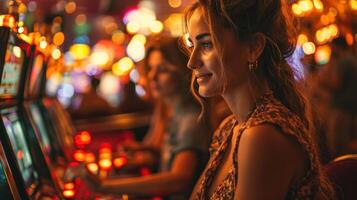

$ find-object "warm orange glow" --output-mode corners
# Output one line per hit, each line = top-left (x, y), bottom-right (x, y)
(320, 15), (329, 26)
(99, 147), (112, 155)
(302, 42), (316, 55)
(53, 32), (65, 46)
(315, 45), (331, 65)
(80, 131), (91, 144)
(75, 131), (91, 147)
(112, 57), (135, 76)
(168, 0), (182, 8)
(73, 150), (86, 162)
(328, 24), (339, 37)
(87, 163), (99, 173)
(64, 183), (75, 190)
(18, 26), (24, 33)
(113, 157), (127, 168)
(299, 0), (314, 12)
(65, 2), (76, 14)
(126, 21), (140, 34)
(39, 41), (48, 49)
(297, 34), (308, 45)
(99, 159), (112, 170)
(292, 4), (303, 16)
(85, 153), (96, 163)
(17, 150), (23, 160)
(112, 31), (126, 45)
(350, 0), (357, 10)
(52, 48), (61, 60)
(63, 189), (75, 198)
(149, 20), (163, 33)
(346, 33), (354, 46)
(69, 44), (90, 60)
(313, 0), (323, 11)
(0, 15), (16, 29)
(75, 14), (87, 25)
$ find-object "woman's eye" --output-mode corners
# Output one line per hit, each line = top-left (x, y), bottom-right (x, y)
(201, 42), (213, 50)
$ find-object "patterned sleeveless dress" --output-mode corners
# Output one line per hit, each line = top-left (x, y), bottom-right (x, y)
(192, 93), (322, 200)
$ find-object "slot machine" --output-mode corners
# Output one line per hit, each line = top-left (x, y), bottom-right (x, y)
(0, 137), (21, 200)
(0, 26), (60, 199)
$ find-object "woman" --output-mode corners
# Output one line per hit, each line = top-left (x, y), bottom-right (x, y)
(184, 0), (334, 199)
(65, 35), (210, 199)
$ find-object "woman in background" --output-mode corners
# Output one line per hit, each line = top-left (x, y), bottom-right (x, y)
(65, 35), (210, 199)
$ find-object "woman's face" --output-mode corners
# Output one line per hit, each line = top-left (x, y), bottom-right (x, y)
(147, 50), (179, 99)
(187, 9), (223, 97)
(187, 8), (252, 97)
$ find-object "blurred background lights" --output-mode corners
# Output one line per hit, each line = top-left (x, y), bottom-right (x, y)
(65, 1), (76, 14)
(297, 33), (308, 45)
(303, 42), (316, 55)
(69, 44), (90, 60)
(149, 20), (163, 33)
(39, 40), (48, 49)
(58, 83), (75, 98)
(112, 57), (134, 76)
(13, 46), (22, 58)
(129, 69), (140, 83)
(52, 49), (62, 60)
(132, 34), (147, 45)
(126, 40), (145, 62)
(53, 32), (65, 46)
(90, 51), (110, 66)
(135, 85), (146, 97)
(112, 30), (126, 45)
(168, 0), (182, 8)
(315, 45), (332, 65)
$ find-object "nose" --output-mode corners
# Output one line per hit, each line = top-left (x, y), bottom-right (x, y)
(187, 49), (202, 70)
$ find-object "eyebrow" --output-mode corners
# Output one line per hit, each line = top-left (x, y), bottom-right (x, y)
(196, 33), (210, 41)
(187, 33), (211, 43)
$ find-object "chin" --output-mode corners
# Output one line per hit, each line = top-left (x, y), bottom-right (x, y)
(198, 87), (219, 98)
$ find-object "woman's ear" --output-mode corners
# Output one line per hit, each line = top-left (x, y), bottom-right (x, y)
(249, 32), (266, 61)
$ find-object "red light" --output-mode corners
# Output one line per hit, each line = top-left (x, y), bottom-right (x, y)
(99, 159), (112, 170)
(113, 157), (127, 168)
(64, 183), (75, 190)
(73, 150), (86, 162)
(140, 167), (151, 176)
(85, 153), (96, 163)
(69, 162), (79, 167)
(0, 15), (16, 29)
(63, 189), (75, 198)
(74, 131), (91, 147)
(152, 197), (163, 200)
(17, 150), (23, 160)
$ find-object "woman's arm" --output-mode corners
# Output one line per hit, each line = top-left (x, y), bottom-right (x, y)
(234, 124), (306, 200)
(85, 150), (199, 196)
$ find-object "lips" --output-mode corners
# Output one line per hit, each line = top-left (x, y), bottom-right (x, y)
(195, 72), (212, 84)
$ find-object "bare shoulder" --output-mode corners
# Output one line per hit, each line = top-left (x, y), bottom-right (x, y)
(235, 124), (308, 199)
(238, 123), (306, 176)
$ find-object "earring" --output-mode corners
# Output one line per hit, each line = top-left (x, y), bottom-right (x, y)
(248, 60), (258, 71)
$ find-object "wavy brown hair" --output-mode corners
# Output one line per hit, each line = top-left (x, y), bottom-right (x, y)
(183, 0), (334, 198)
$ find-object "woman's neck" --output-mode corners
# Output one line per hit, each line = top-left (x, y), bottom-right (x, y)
(222, 81), (270, 123)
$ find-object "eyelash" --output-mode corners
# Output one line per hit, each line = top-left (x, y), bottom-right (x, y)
(201, 42), (213, 50)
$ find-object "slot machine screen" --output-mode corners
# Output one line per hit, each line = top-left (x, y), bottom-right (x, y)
(29, 104), (52, 155)
(29, 55), (44, 97)
(0, 162), (14, 199)
(1, 108), (39, 192)
(0, 40), (24, 97)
